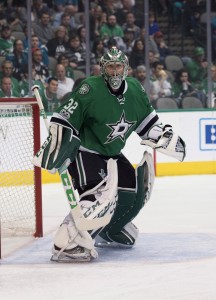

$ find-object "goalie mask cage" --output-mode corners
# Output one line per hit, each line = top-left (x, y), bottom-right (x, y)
(0, 98), (43, 259)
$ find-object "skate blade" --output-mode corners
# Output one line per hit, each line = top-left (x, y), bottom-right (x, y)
(50, 253), (91, 263)
(95, 241), (133, 249)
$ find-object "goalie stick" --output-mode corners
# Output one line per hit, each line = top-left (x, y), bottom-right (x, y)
(32, 85), (112, 231)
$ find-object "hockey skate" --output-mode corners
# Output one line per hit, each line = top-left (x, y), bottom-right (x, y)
(95, 232), (134, 249)
(50, 245), (93, 262)
(95, 222), (139, 249)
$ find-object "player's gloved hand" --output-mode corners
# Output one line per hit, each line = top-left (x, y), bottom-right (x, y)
(141, 124), (186, 162)
(141, 125), (173, 149)
(32, 123), (80, 173)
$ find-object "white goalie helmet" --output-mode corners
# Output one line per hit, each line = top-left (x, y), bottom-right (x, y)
(100, 46), (129, 90)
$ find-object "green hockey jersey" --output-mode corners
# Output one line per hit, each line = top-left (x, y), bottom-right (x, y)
(54, 76), (158, 157)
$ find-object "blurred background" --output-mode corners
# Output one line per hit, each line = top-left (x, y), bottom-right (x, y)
(0, 0), (216, 111)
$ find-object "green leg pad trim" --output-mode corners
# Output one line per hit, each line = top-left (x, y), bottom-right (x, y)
(99, 189), (141, 246)
(102, 190), (144, 237)
(103, 190), (137, 235)
(109, 165), (146, 233)
(99, 164), (147, 245)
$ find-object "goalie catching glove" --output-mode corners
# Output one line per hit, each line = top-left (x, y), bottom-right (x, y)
(32, 117), (80, 173)
(141, 124), (186, 162)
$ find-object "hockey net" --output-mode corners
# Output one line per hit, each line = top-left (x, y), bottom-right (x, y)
(0, 98), (43, 258)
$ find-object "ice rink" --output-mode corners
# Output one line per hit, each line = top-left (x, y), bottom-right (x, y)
(1, 174), (216, 300)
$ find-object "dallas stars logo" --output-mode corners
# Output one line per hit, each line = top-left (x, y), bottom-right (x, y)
(105, 111), (136, 144)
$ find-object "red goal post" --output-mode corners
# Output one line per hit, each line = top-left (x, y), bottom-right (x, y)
(0, 98), (43, 259)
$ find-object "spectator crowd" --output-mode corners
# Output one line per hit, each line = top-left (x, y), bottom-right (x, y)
(0, 0), (215, 111)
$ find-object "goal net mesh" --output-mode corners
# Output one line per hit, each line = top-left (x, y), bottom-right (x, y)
(0, 104), (37, 236)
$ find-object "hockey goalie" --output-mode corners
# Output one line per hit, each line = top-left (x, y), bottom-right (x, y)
(33, 46), (186, 262)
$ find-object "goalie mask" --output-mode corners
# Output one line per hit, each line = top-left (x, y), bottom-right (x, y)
(100, 46), (129, 90)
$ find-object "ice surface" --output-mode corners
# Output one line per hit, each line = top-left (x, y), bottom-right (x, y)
(1, 175), (216, 300)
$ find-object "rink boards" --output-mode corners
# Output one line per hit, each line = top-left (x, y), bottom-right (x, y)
(0, 109), (216, 186)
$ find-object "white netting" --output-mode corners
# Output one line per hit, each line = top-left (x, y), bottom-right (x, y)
(0, 105), (36, 236)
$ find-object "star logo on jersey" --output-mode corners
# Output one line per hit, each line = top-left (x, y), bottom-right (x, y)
(105, 111), (136, 144)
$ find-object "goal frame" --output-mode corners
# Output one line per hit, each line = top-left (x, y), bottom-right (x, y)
(0, 97), (43, 259)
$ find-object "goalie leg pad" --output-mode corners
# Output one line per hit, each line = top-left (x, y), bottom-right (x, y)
(96, 190), (139, 247)
(51, 158), (118, 261)
(79, 158), (118, 237)
(96, 151), (155, 247)
(137, 151), (155, 204)
(51, 214), (98, 262)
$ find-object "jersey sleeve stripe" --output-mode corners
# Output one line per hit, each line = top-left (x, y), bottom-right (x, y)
(135, 112), (159, 139)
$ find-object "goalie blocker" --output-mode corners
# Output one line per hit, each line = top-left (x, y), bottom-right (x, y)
(32, 117), (81, 173)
